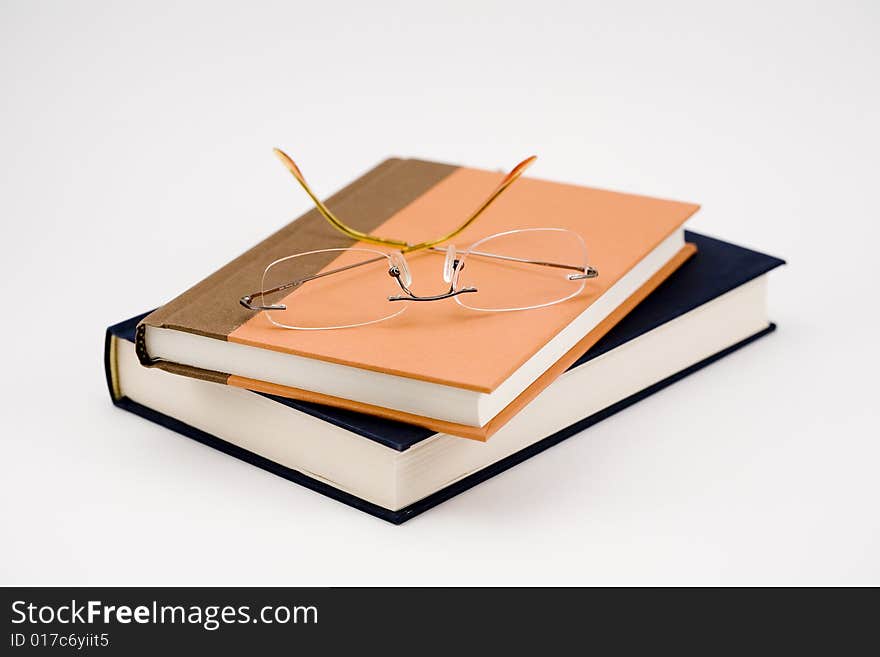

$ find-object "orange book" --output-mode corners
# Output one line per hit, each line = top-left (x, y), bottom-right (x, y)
(136, 157), (698, 439)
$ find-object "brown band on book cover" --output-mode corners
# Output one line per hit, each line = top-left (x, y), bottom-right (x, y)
(227, 243), (697, 440)
(136, 158), (459, 368)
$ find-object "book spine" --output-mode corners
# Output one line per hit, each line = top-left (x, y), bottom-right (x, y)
(134, 322), (153, 368)
(104, 327), (120, 403)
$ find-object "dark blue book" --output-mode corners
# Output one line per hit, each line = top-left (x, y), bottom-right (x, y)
(105, 232), (784, 523)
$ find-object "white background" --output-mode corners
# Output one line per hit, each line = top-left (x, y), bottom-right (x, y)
(1, 0), (878, 585)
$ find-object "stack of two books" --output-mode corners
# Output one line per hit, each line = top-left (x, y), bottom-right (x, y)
(105, 157), (784, 523)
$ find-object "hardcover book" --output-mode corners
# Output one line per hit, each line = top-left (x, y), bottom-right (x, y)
(108, 232), (785, 523)
(135, 156), (700, 439)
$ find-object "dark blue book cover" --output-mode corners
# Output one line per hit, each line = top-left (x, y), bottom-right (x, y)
(105, 232), (784, 523)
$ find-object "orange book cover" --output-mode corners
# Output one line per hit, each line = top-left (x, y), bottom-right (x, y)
(137, 158), (699, 439)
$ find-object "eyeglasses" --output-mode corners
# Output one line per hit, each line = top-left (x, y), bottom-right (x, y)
(240, 151), (599, 330)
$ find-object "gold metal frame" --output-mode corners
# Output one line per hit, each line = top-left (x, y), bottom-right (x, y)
(273, 148), (536, 253)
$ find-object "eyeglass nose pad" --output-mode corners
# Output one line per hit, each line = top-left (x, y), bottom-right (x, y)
(442, 245), (457, 283)
(390, 252), (412, 287)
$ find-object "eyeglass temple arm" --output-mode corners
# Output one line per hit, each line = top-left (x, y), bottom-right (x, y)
(404, 155), (538, 252)
(272, 149), (409, 250)
(273, 148), (537, 253)
(239, 255), (387, 311)
(427, 247), (599, 280)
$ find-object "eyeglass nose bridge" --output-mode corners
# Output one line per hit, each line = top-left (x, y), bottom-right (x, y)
(386, 259), (477, 302)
